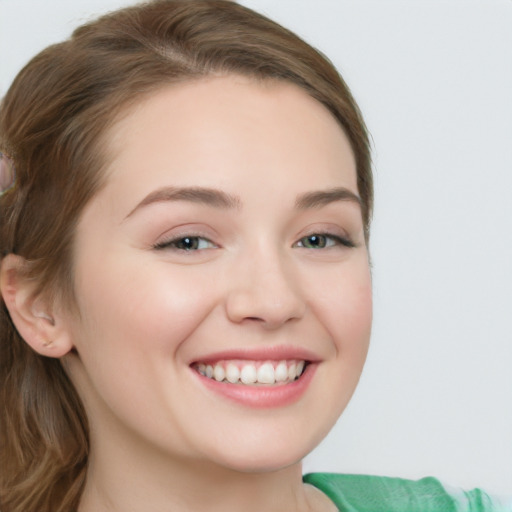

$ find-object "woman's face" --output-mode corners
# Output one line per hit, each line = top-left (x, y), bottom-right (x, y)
(64, 75), (372, 472)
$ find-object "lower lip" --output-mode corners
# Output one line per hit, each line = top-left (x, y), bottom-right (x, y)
(192, 364), (317, 409)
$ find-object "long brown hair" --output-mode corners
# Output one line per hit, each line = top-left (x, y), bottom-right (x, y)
(0, 1), (372, 510)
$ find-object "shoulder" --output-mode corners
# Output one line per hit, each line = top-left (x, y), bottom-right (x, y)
(303, 473), (511, 512)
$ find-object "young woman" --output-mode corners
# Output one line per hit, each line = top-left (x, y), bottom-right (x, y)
(0, 1), (508, 511)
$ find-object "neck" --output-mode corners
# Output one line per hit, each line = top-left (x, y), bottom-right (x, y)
(80, 456), (314, 512)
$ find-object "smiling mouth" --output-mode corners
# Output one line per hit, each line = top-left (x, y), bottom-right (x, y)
(192, 360), (308, 386)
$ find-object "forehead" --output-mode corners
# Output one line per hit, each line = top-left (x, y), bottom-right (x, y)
(98, 75), (357, 213)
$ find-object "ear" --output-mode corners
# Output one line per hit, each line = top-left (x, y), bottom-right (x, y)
(0, 253), (74, 358)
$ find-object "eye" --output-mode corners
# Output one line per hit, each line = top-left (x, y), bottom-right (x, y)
(153, 236), (217, 251)
(294, 233), (354, 249)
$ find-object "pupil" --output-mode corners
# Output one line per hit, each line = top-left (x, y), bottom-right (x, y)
(307, 235), (325, 248)
(179, 237), (197, 250)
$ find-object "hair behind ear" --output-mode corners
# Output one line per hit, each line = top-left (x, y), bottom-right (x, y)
(0, 257), (89, 512)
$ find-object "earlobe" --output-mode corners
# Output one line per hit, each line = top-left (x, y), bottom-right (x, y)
(0, 253), (74, 358)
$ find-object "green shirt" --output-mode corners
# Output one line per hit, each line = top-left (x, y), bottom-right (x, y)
(303, 473), (511, 512)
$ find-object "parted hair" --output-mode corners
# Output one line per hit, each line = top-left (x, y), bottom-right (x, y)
(0, 1), (372, 510)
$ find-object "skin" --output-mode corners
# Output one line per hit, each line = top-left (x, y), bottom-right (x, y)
(2, 75), (372, 511)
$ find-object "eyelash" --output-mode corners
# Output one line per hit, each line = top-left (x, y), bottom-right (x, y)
(294, 232), (355, 250)
(153, 235), (217, 251)
(153, 232), (354, 252)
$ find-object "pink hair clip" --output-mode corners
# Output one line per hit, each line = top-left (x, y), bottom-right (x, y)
(0, 151), (16, 195)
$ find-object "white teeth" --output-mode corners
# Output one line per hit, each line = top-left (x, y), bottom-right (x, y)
(257, 363), (275, 384)
(196, 360), (308, 386)
(275, 361), (288, 382)
(296, 360), (305, 378)
(240, 364), (257, 384)
(213, 364), (225, 382)
(225, 363), (240, 384)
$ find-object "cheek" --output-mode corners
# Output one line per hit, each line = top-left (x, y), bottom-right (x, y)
(67, 259), (218, 436)
(311, 260), (373, 352)
(75, 259), (217, 356)
(344, 280), (373, 349)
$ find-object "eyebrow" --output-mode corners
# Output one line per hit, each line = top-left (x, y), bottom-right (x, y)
(125, 185), (361, 219)
(125, 186), (242, 218)
(295, 187), (362, 210)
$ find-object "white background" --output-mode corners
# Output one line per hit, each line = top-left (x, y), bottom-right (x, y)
(1, 0), (511, 497)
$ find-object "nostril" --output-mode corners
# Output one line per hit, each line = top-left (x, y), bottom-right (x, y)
(225, 281), (306, 328)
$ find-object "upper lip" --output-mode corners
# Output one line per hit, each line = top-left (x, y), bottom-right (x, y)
(190, 345), (321, 365)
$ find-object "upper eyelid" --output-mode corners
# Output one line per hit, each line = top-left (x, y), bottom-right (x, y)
(150, 221), (356, 247)
(294, 225), (353, 241)
(153, 224), (218, 243)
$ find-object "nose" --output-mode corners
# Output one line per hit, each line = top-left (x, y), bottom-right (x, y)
(224, 247), (306, 329)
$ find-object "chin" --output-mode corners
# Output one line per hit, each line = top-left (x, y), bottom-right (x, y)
(216, 451), (305, 475)
(199, 426), (327, 475)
